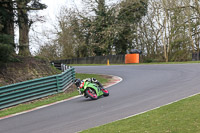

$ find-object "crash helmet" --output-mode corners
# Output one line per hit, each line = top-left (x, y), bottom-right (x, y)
(74, 79), (81, 87)
(91, 78), (97, 82)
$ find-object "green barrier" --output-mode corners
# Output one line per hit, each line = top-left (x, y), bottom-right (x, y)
(0, 67), (75, 109)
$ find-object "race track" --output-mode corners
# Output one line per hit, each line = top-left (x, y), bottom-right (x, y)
(1, 64), (200, 133)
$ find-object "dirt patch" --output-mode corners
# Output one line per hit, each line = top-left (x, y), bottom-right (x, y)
(0, 56), (60, 86)
(99, 74), (113, 80)
(65, 84), (77, 93)
(99, 74), (116, 86)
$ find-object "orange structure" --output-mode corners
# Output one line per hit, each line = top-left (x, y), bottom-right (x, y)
(107, 59), (110, 66)
(125, 54), (140, 64)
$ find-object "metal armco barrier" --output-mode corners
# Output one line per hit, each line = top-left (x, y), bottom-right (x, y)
(0, 67), (75, 109)
(51, 62), (69, 72)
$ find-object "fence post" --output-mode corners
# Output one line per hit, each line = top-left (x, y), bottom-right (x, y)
(72, 68), (75, 82)
(56, 76), (61, 92)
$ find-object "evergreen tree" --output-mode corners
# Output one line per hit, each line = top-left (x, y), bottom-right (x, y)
(0, 0), (15, 62)
(85, 0), (117, 56)
(90, 0), (107, 55)
(114, 0), (148, 54)
(0, 0), (15, 47)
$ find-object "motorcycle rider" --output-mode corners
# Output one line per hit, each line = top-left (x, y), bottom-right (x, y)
(74, 78), (104, 94)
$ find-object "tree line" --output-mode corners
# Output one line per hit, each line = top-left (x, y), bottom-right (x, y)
(36, 0), (148, 60)
(1, 0), (200, 63)
(37, 0), (200, 62)
(0, 0), (46, 62)
(136, 0), (200, 62)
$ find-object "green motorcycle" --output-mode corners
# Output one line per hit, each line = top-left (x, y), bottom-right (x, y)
(74, 78), (109, 100)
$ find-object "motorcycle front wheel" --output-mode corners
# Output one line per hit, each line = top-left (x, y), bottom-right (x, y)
(102, 89), (109, 96)
(85, 88), (98, 100)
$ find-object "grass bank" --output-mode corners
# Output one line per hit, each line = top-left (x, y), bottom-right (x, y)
(81, 94), (200, 133)
(0, 73), (109, 118)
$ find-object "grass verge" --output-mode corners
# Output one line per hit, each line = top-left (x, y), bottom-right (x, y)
(81, 94), (200, 133)
(70, 61), (200, 66)
(139, 61), (200, 65)
(0, 73), (109, 118)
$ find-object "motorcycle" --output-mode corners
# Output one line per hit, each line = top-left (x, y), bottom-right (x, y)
(74, 78), (109, 100)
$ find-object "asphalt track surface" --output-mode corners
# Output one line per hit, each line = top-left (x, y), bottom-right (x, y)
(1, 64), (200, 133)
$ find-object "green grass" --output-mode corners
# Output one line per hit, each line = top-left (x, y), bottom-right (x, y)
(0, 73), (109, 118)
(69, 61), (200, 66)
(76, 73), (108, 84)
(70, 64), (107, 66)
(139, 61), (200, 65)
(81, 94), (200, 133)
(0, 91), (78, 117)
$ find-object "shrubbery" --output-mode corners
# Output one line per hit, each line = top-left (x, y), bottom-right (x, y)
(0, 43), (13, 62)
(0, 34), (14, 62)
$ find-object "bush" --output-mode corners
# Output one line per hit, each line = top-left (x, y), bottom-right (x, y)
(0, 43), (13, 62)
(0, 34), (14, 47)
(143, 58), (153, 63)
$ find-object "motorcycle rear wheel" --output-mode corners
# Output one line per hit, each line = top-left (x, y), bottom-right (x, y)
(85, 88), (98, 100)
